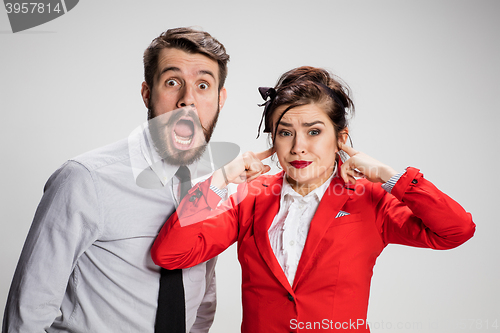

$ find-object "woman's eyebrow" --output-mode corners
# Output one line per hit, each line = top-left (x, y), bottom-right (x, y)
(302, 120), (325, 127)
(278, 120), (325, 127)
(278, 121), (292, 127)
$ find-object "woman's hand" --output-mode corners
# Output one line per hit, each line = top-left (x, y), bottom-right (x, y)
(211, 148), (274, 189)
(339, 143), (397, 185)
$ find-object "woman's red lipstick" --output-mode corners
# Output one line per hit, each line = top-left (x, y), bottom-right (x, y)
(289, 160), (312, 169)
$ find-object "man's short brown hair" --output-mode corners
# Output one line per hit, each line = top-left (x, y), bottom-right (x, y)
(144, 27), (230, 91)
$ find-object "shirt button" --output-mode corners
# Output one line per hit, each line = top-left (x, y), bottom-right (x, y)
(289, 240), (295, 246)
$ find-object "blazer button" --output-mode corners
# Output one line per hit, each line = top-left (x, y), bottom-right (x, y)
(189, 196), (196, 202)
(287, 292), (294, 302)
(411, 179), (418, 184)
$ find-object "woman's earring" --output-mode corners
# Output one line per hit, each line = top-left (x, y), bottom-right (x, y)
(276, 160), (282, 170)
(346, 133), (353, 147)
(271, 153), (282, 170)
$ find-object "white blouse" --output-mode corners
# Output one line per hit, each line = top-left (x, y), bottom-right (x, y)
(210, 163), (401, 286)
(267, 171), (335, 285)
(266, 165), (402, 286)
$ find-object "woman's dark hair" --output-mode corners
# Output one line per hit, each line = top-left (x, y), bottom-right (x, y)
(260, 66), (354, 142)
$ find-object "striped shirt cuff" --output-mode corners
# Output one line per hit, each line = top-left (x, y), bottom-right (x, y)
(381, 171), (404, 194)
(209, 185), (228, 199)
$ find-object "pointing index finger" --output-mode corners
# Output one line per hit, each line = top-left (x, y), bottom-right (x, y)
(339, 142), (358, 157)
(255, 147), (275, 161)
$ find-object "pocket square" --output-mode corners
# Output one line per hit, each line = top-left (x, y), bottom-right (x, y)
(335, 210), (350, 218)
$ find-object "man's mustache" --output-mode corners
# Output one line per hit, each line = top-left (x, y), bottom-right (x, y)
(150, 107), (202, 132)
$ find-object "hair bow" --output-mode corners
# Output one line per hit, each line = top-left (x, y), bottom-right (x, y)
(258, 87), (276, 101)
(256, 87), (276, 138)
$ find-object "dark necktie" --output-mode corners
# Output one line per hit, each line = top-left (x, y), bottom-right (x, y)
(155, 166), (191, 333)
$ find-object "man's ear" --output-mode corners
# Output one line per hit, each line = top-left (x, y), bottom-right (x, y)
(218, 87), (227, 110)
(141, 81), (151, 108)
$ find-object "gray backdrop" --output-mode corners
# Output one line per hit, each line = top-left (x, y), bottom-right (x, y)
(1, 1), (499, 331)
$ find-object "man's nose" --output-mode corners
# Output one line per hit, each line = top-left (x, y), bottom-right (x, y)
(177, 85), (196, 108)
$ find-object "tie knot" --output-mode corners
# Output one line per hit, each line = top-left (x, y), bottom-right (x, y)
(175, 165), (191, 183)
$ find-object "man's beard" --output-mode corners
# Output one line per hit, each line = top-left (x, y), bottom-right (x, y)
(148, 104), (220, 166)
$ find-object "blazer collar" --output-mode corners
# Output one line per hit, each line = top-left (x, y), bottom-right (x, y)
(252, 172), (295, 293)
(292, 171), (353, 289)
(252, 163), (354, 292)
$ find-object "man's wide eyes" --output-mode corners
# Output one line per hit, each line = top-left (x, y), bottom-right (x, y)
(166, 79), (179, 87)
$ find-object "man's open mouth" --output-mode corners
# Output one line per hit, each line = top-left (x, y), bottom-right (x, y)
(172, 118), (195, 149)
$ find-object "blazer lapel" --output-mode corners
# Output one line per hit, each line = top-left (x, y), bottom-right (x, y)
(292, 175), (352, 289)
(253, 172), (294, 293)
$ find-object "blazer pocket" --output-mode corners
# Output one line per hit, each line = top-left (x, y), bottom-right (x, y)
(333, 213), (363, 226)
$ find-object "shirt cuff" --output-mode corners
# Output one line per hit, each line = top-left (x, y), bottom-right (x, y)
(209, 184), (227, 199)
(381, 171), (404, 193)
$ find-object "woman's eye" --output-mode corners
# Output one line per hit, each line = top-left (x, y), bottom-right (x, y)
(309, 129), (320, 136)
(166, 79), (179, 87)
(198, 82), (209, 90)
(279, 130), (292, 137)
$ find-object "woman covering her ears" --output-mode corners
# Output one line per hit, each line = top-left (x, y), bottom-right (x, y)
(151, 66), (475, 332)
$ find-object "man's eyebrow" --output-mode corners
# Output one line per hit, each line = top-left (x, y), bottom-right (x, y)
(198, 70), (216, 80)
(158, 66), (180, 78)
(157, 67), (216, 80)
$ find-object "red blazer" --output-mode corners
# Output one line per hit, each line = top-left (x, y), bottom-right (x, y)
(151, 167), (475, 332)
